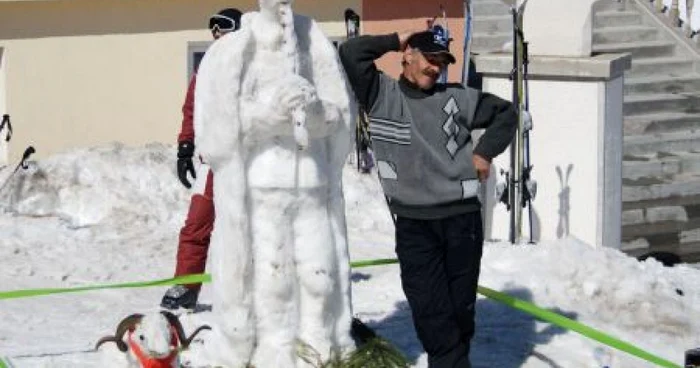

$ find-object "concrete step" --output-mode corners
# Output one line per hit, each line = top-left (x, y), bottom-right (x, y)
(624, 130), (700, 155)
(593, 40), (676, 58)
(621, 238), (700, 263)
(623, 207), (699, 235)
(593, 25), (660, 44)
(624, 112), (700, 134)
(623, 152), (682, 180)
(622, 172), (700, 202)
(623, 92), (699, 115)
(473, 15), (512, 35)
(626, 56), (696, 77)
(594, 9), (643, 28)
(625, 74), (700, 94)
(472, 0), (510, 16)
(623, 150), (700, 179)
(472, 32), (511, 52)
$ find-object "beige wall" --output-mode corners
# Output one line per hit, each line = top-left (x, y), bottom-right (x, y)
(0, 0), (360, 163)
(363, 0), (465, 82)
(0, 48), (7, 166)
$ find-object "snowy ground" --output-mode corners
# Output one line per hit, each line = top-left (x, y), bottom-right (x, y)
(0, 143), (698, 367)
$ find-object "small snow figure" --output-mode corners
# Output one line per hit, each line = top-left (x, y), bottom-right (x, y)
(193, 0), (356, 367)
(95, 311), (210, 368)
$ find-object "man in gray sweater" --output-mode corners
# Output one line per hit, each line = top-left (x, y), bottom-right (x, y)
(339, 31), (517, 367)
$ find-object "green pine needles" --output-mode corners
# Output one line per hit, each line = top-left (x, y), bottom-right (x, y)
(296, 336), (410, 368)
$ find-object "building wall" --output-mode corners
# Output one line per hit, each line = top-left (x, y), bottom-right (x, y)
(0, 0), (360, 162)
(0, 48), (7, 166)
(362, 0), (465, 82)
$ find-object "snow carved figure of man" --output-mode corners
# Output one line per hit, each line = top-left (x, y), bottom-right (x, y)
(193, 0), (356, 366)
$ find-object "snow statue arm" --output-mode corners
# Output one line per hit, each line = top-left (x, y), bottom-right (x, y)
(302, 15), (356, 155)
(194, 23), (251, 170)
(290, 17), (354, 142)
(239, 74), (320, 142)
(296, 13), (358, 353)
(303, 91), (343, 139)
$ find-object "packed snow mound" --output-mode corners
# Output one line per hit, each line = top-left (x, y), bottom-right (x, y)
(0, 143), (391, 237)
(341, 160), (395, 245)
(479, 238), (700, 366)
(0, 143), (189, 229)
(1, 143), (699, 367)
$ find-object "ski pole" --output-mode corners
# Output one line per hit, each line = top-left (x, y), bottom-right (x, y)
(0, 146), (35, 193)
(0, 114), (11, 142)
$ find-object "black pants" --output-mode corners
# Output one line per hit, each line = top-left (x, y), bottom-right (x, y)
(395, 211), (484, 368)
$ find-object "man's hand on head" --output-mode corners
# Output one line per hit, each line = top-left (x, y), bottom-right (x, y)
(397, 31), (422, 51)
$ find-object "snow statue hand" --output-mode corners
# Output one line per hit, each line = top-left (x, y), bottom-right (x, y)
(274, 75), (318, 149)
(292, 106), (308, 150)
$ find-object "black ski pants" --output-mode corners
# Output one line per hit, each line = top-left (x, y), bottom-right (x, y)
(395, 211), (484, 368)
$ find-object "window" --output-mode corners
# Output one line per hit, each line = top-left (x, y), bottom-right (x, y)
(187, 41), (213, 80)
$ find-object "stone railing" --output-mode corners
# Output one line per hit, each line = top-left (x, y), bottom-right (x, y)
(648, 0), (700, 40)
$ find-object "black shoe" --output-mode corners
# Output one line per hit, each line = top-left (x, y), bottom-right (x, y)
(351, 317), (377, 346)
(161, 285), (198, 310)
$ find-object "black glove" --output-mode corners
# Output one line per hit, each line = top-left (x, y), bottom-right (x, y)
(177, 141), (196, 189)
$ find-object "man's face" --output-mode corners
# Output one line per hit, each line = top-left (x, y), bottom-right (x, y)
(402, 48), (448, 90)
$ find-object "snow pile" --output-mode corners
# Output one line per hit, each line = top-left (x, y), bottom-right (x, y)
(0, 143), (699, 367)
(0, 142), (189, 229)
(478, 239), (699, 366)
(342, 162), (395, 246)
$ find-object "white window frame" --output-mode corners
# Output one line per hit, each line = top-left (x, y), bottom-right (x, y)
(187, 41), (213, 80)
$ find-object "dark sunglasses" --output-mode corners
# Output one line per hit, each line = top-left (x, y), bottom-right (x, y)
(209, 14), (236, 33)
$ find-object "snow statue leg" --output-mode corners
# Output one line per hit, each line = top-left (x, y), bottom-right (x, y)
(328, 187), (355, 355)
(193, 0), (357, 366)
(204, 161), (255, 368)
(294, 188), (337, 365)
(250, 189), (299, 368)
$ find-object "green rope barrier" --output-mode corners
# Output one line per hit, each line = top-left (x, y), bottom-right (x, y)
(0, 274), (210, 301)
(477, 286), (680, 368)
(0, 257), (681, 367)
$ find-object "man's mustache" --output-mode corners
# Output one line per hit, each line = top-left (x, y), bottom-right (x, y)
(422, 69), (440, 79)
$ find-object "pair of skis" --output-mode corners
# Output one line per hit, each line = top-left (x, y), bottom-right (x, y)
(344, 9), (374, 174)
(427, 5), (452, 84)
(495, 0), (536, 244)
(461, 0), (536, 244)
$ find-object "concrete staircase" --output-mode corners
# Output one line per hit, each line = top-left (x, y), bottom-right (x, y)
(468, 0), (700, 260)
(471, 0), (512, 53)
(592, 0), (700, 261)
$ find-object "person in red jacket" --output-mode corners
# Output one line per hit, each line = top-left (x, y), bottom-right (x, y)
(161, 8), (242, 310)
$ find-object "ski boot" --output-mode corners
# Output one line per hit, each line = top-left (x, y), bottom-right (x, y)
(161, 285), (198, 310)
(359, 148), (374, 174)
(687, 348), (700, 367)
(350, 317), (377, 346)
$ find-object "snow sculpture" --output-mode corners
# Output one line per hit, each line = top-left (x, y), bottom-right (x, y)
(193, 0), (356, 366)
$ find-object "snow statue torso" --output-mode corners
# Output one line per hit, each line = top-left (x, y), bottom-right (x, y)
(193, 0), (356, 366)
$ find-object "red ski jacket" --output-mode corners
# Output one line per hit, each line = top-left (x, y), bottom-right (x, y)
(177, 74), (196, 144)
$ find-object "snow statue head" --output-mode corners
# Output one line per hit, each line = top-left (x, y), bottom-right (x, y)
(192, 1), (356, 367)
(259, 0), (295, 21)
